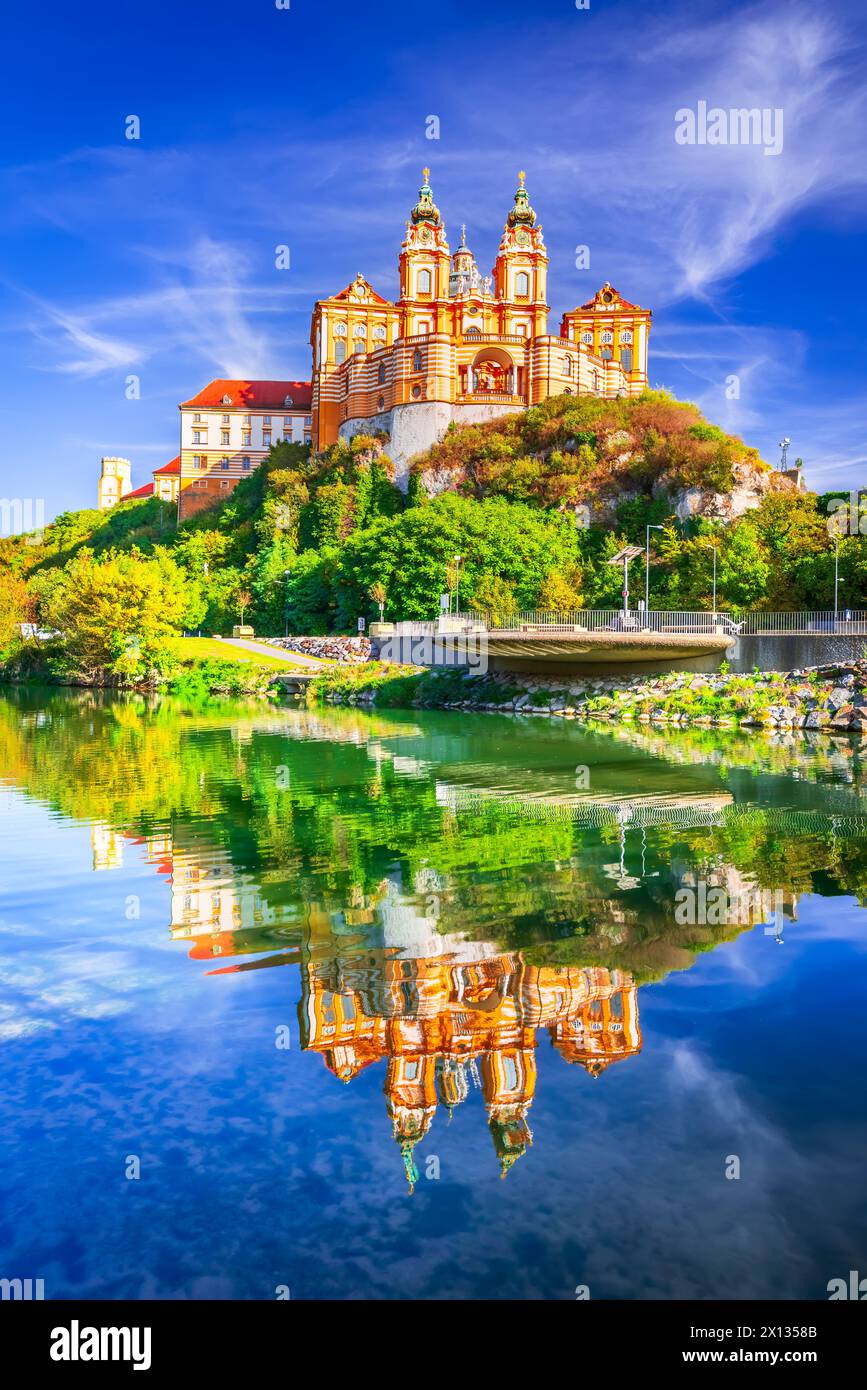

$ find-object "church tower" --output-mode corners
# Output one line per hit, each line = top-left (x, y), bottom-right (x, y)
(397, 169), (451, 337)
(493, 173), (549, 339)
(97, 456), (132, 510)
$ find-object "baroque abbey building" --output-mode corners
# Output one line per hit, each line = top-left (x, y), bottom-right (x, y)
(310, 170), (652, 481)
(98, 170), (652, 516)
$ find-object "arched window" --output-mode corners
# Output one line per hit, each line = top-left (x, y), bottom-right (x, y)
(620, 329), (633, 344)
(600, 330), (613, 345)
(378, 395), (385, 411)
(515, 271), (530, 297)
(242, 457), (251, 471)
(601, 347), (613, 360)
(564, 355), (572, 376)
(412, 348), (423, 371)
(353, 341), (365, 353)
(378, 362), (386, 384)
(335, 340), (346, 365)
(417, 268), (432, 295)
(621, 348), (633, 372)
(465, 326), (481, 337)
(581, 331), (593, 345)
(220, 457), (230, 470)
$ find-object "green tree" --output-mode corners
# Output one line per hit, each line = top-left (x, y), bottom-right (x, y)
(717, 522), (769, 609)
(537, 566), (583, 611)
(468, 573), (518, 617)
(45, 549), (200, 677)
(0, 568), (30, 652)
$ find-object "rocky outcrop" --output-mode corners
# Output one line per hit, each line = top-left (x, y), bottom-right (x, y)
(669, 459), (795, 523)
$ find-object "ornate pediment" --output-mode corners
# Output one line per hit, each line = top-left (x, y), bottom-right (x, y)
(331, 273), (391, 305)
(577, 282), (641, 313)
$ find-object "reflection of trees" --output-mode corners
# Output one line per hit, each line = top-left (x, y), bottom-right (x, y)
(2, 688), (867, 981)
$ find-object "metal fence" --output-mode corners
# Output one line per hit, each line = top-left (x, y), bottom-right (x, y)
(390, 610), (867, 638)
(450, 608), (738, 634)
(734, 610), (867, 636)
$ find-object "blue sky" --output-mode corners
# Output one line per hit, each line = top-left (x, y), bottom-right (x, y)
(1, 0), (866, 519)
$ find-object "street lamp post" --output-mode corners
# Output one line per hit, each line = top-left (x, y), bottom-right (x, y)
(834, 534), (840, 625)
(608, 545), (644, 624)
(645, 524), (663, 622)
(712, 544), (718, 617)
(453, 554), (462, 616)
(283, 569), (291, 639)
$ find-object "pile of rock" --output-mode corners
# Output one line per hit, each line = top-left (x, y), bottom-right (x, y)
(570, 663), (867, 731)
(263, 635), (372, 663)
(313, 659), (867, 735)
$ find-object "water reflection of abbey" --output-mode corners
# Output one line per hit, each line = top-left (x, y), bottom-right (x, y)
(91, 820), (641, 1185)
(299, 928), (640, 1187)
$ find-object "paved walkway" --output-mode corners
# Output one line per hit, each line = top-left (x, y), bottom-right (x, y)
(221, 638), (328, 668)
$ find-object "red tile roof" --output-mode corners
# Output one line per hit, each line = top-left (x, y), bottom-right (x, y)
(180, 380), (312, 410)
(125, 482), (154, 500)
(153, 455), (180, 475)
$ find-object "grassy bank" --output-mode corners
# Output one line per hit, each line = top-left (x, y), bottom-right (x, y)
(170, 636), (305, 669)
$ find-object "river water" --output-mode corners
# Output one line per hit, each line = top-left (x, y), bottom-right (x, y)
(0, 686), (865, 1300)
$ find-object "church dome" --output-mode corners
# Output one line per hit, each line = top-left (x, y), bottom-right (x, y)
(506, 171), (536, 228)
(411, 168), (441, 226)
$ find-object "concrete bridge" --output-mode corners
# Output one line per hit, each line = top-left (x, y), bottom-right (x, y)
(375, 611), (735, 675)
(373, 608), (867, 675)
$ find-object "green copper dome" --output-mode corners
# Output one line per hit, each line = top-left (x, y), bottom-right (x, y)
(506, 171), (536, 228)
(411, 168), (441, 226)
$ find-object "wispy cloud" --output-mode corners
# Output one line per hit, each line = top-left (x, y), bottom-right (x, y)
(27, 297), (146, 378)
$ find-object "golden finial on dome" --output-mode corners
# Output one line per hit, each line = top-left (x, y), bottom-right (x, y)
(422, 166), (430, 182)
(518, 170), (526, 186)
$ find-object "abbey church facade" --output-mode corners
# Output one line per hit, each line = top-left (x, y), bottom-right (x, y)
(310, 170), (652, 480)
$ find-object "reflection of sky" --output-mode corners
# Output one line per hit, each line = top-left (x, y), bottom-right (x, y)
(1, 788), (867, 1301)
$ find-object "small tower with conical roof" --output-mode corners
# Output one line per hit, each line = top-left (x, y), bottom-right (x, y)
(449, 224), (482, 298)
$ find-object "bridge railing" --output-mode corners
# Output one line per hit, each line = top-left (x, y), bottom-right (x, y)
(451, 609), (738, 634)
(391, 610), (867, 638)
(735, 610), (867, 635)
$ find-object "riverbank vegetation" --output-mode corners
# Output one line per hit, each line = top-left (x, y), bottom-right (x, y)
(1, 390), (864, 688)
